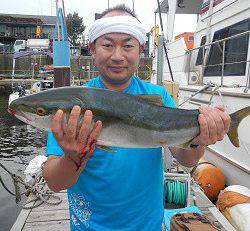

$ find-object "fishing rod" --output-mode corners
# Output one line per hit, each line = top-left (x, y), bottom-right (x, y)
(156, 0), (174, 82)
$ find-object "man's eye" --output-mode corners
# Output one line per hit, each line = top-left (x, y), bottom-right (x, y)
(124, 45), (134, 49)
(103, 44), (112, 48)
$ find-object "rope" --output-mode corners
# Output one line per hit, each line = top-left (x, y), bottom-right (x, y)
(179, 82), (215, 107)
(0, 161), (62, 209)
(179, 82), (250, 156)
(164, 180), (187, 206)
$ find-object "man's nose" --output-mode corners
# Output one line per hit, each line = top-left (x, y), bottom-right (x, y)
(110, 47), (125, 62)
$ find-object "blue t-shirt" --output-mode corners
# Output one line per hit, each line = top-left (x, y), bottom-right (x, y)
(45, 76), (176, 231)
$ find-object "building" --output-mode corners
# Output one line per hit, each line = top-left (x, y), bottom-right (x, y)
(0, 13), (56, 44)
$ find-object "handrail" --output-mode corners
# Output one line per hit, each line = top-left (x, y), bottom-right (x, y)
(201, 0), (240, 22)
(186, 30), (250, 87)
(189, 30), (250, 52)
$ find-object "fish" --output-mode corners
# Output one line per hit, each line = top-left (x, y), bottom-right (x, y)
(8, 86), (250, 149)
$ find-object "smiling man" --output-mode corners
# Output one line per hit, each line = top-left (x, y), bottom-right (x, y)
(43, 4), (231, 231)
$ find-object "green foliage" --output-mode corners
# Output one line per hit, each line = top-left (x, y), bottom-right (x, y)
(66, 12), (85, 45)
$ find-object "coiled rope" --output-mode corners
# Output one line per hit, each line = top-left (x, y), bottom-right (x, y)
(0, 162), (62, 209)
(164, 180), (187, 206)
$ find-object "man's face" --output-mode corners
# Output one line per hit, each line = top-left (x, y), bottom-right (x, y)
(90, 33), (142, 85)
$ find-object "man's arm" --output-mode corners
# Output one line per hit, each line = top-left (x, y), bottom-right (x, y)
(43, 106), (102, 192)
(169, 146), (205, 168)
(169, 105), (231, 167)
(43, 155), (81, 192)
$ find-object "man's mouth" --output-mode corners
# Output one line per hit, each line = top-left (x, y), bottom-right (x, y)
(109, 66), (126, 72)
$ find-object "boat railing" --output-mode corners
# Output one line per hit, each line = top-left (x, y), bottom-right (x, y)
(201, 0), (240, 22)
(186, 30), (250, 91)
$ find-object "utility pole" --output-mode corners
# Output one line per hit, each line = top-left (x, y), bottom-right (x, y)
(108, 0), (110, 9)
(132, 0), (135, 13)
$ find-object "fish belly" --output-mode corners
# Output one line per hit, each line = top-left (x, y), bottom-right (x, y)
(97, 121), (199, 148)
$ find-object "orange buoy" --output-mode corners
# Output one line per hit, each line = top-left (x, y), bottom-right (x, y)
(191, 161), (225, 202)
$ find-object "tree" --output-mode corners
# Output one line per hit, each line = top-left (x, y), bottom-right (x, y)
(66, 12), (85, 45)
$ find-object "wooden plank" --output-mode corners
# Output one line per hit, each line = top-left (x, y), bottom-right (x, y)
(10, 196), (37, 231)
(32, 193), (68, 212)
(10, 208), (33, 231)
(26, 209), (69, 223)
(23, 220), (70, 231)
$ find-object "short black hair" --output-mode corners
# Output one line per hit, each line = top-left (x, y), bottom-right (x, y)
(99, 4), (138, 19)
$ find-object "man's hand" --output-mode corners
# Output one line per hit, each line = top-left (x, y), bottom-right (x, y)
(51, 106), (102, 171)
(191, 105), (231, 147)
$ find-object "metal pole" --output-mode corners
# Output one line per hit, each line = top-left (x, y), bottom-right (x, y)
(11, 58), (16, 91)
(56, 0), (60, 41)
(132, 0), (135, 13)
(244, 60), (250, 93)
(108, 0), (109, 8)
(201, 46), (205, 84)
(156, 35), (164, 86)
(221, 41), (225, 87)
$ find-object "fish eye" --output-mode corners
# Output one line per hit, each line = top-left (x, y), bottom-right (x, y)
(36, 107), (47, 116)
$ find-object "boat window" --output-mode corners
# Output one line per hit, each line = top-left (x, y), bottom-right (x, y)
(195, 36), (206, 65)
(204, 18), (250, 76)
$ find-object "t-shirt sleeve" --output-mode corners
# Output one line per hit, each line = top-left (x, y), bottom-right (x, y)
(161, 89), (176, 108)
(45, 131), (64, 157)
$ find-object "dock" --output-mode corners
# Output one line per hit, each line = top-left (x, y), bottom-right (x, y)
(11, 184), (236, 231)
(11, 191), (70, 231)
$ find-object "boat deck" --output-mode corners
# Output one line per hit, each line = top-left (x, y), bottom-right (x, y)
(11, 184), (235, 231)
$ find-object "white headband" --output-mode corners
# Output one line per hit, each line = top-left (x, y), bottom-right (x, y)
(88, 15), (147, 44)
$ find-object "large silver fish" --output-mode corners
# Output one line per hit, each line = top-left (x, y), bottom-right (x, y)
(8, 86), (250, 148)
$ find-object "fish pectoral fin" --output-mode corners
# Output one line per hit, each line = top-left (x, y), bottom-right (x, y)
(177, 140), (192, 149)
(136, 94), (166, 107)
(96, 145), (117, 153)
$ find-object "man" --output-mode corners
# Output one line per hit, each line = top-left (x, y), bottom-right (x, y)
(43, 5), (231, 231)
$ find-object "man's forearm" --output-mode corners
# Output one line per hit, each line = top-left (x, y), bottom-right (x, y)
(43, 155), (81, 192)
(169, 146), (205, 168)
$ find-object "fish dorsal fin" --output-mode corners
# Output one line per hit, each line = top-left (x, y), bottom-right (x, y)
(136, 94), (165, 107)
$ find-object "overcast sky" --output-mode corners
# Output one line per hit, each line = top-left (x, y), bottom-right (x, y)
(0, 0), (197, 36)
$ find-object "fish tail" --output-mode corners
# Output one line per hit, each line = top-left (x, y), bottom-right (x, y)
(228, 106), (250, 147)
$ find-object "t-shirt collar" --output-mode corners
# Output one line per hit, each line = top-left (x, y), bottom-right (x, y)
(98, 76), (135, 93)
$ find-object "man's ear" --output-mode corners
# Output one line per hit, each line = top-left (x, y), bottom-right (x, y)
(139, 44), (145, 54)
(89, 43), (96, 58)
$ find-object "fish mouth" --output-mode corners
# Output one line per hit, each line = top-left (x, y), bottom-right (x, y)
(8, 108), (34, 123)
(7, 107), (16, 116)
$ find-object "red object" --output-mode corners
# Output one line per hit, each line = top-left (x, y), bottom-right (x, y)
(175, 32), (194, 50)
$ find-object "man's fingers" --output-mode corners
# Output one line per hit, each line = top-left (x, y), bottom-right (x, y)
(51, 109), (64, 141)
(77, 110), (93, 146)
(193, 113), (209, 145)
(198, 105), (231, 145)
(87, 120), (102, 147)
(218, 110), (231, 134)
(66, 106), (81, 140)
(210, 108), (225, 141)
(215, 105), (225, 112)
(199, 106), (217, 144)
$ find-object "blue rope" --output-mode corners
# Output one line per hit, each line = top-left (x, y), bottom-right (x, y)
(164, 180), (186, 206)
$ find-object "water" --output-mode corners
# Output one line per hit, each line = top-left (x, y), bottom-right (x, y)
(0, 91), (46, 230)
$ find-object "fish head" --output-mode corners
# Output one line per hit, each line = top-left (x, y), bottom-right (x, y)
(8, 92), (59, 130)
(8, 86), (94, 130)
